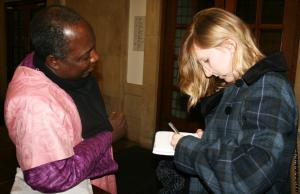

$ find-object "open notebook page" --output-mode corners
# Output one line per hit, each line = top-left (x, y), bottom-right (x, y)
(152, 131), (198, 156)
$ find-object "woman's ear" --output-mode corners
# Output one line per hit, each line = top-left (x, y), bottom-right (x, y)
(45, 55), (59, 70)
(222, 39), (236, 54)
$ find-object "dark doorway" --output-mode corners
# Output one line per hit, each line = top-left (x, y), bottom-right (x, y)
(5, 0), (46, 82)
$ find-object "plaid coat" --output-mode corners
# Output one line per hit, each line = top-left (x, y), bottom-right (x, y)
(174, 53), (298, 194)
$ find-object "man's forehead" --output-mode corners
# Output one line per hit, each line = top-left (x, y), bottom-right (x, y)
(62, 23), (88, 39)
(63, 27), (76, 38)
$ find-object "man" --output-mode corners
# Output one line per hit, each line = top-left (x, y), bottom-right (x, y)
(4, 5), (126, 194)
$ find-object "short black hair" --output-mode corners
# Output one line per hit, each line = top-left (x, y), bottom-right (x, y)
(30, 5), (85, 61)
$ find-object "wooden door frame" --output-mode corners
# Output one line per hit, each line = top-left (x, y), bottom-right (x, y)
(281, 0), (300, 85)
(156, 0), (177, 131)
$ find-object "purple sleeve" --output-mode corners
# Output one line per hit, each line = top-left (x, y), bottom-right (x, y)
(23, 131), (118, 193)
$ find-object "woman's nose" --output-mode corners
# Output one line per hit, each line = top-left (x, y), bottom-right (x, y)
(202, 65), (213, 77)
(90, 50), (99, 63)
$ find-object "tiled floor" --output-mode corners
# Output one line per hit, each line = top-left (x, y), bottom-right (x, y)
(0, 126), (160, 194)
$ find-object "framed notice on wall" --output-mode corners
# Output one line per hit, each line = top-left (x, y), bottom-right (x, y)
(127, 0), (146, 85)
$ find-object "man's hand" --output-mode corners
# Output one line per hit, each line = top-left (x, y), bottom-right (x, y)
(109, 112), (127, 142)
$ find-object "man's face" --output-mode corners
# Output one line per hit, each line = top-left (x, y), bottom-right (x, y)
(52, 22), (99, 80)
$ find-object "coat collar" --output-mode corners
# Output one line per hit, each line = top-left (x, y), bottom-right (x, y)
(199, 52), (288, 116)
(241, 52), (288, 85)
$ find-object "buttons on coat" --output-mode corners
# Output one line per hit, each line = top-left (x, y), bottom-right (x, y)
(235, 79), (244, 87)
(225, 106), (232, 115)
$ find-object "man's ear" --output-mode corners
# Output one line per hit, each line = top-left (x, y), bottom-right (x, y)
(45, 55), (60, 70)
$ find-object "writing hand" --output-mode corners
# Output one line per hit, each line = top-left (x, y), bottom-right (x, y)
(171, 129), (204, 149)
(171, 133), (184, 148)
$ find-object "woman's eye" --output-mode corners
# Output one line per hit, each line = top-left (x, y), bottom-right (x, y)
(199, 59), (209, 65)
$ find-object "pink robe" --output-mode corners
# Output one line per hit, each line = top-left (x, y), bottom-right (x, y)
(5, 54), (117, 193)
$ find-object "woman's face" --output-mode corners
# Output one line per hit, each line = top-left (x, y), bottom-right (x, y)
(193, 43), (235, 83)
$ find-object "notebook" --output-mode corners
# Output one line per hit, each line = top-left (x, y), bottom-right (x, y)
(152, 131), (198, 156)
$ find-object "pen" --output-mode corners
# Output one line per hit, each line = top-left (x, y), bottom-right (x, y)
(168, 122), (179, 134)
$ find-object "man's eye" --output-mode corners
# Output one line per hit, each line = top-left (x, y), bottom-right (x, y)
(81, 55), (90, 61)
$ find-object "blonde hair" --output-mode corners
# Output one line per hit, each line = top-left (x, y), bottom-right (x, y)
(179, 8), (264, 109)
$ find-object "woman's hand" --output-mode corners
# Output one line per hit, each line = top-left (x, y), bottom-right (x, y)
(171, 129), (204, 149)
(171, 133), (184, 148)
(196, 128), (204, 138)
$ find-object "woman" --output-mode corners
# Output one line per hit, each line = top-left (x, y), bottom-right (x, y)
(171, 8), (298, 194)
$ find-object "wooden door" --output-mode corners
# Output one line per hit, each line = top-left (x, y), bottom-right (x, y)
(5, 0), (46, 81)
